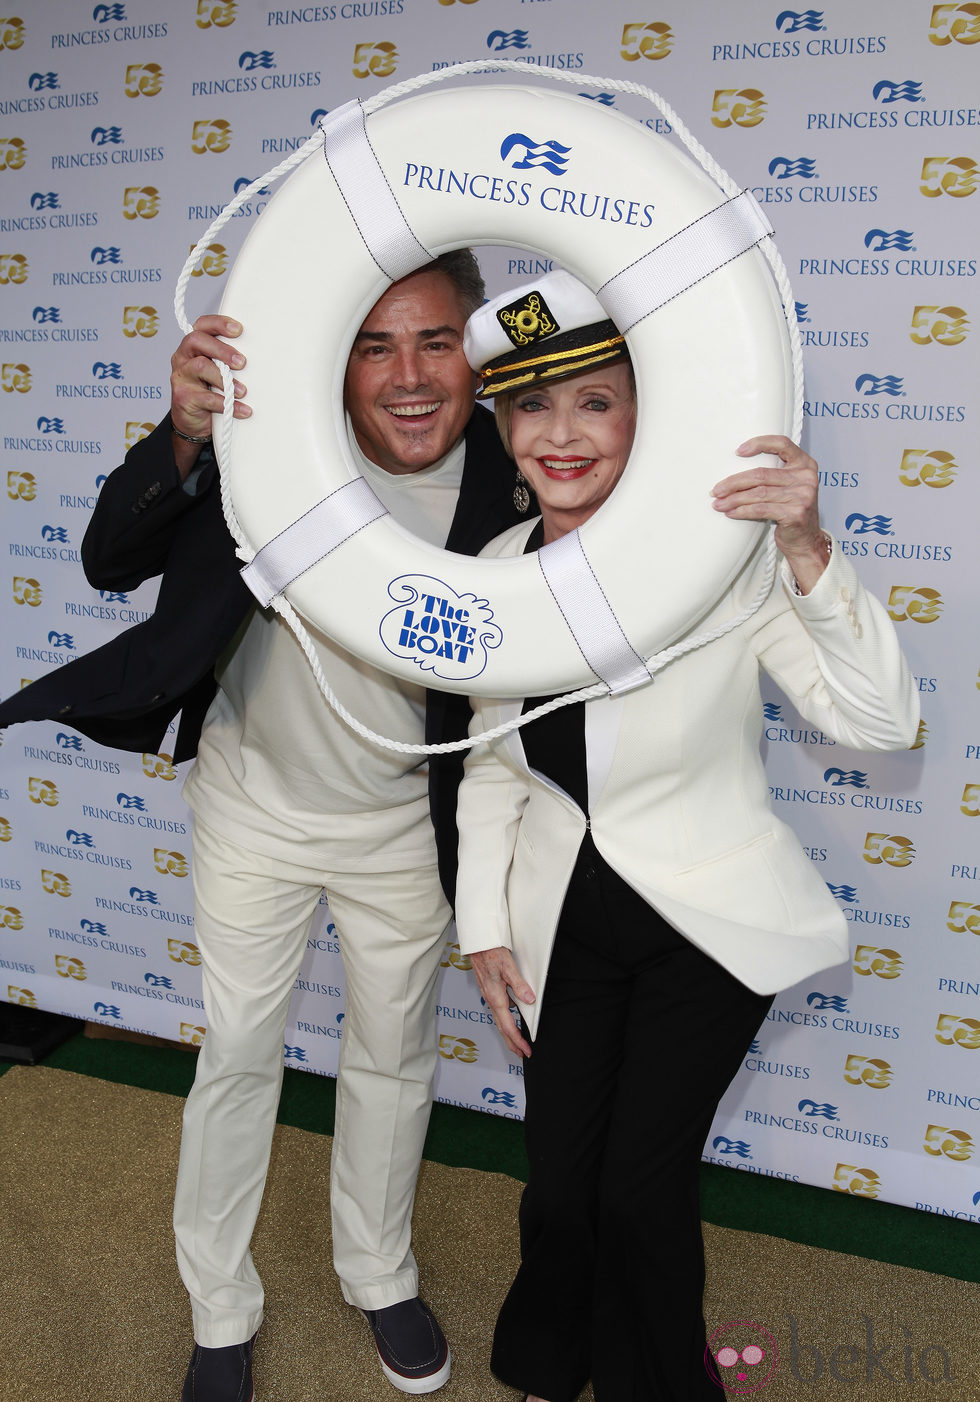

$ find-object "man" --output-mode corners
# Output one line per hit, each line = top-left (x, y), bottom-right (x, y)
(0, 252), (522, 1399)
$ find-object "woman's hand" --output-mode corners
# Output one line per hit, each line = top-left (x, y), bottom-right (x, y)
(469, 947), (536, 1059)
(711, 435), (830, 594)
(170, 314), (250, 478)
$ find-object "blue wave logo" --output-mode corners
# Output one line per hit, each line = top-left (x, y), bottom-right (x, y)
(65, 830), (94, 847)
(80, 919), (108, 935)
(116, 793), (145, 810)
(37, 417), (66, 434)
(798, 1099), (840, 1120)
(93, 1002), (122, 1018)
(55, 733), (83, 751)
(144, 971), (173, 989)
(32, 306), (61, 324)
(768, 156), (818, 179)
(873, 79), (924, 103)
(500, 133), (571, 177)
(93, 3), (126, 20)
(845, 511), (893, 536)
(47, 631), (75, 648)
(712, 1136), (752, 1159)
(973, 1190), (980, 1207)
(824, 769), (869, 789)
(748, 1039), (761, 1054)
(233, 176), (271, 196)
(825, 884), (859, 904)
(776, 9), (824, 32)
(91, 246), (122, 265)
(487, 28), (531, 51)
(28, 72), (59, 91)
(100, 589), (128, 602)
(41, 525), (69, 543)
(129, 887), (159, 904)
(855, 373), (903, 396)
(95, 475), (109, 489)
(380, 576), (503, 682)
(482, 1087), (518, 1107)
(762, 702), (782, 721)
(31, 192), (60, 210)
(310, 108), (329, 127)
(238, 50), (275, 70)
(92, 362), (123, 381)
(807, 990), (849, 1010)
(795, 302), (810, 323)
(91, 125), (124, 146)
(284, 1044), (308, 1062)
(579, 91), (615, 106)
(865, 228), (914, 252)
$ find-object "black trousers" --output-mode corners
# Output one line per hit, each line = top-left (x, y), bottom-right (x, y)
(490, 835), (773, 1402)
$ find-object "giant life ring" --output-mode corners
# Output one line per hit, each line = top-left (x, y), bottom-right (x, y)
(216, 73), (795, 701)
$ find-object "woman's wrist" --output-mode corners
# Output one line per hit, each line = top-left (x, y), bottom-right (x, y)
(789, 531), (833, 596)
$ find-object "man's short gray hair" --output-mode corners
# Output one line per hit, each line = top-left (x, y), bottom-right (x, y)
(424, 249), (486, 319)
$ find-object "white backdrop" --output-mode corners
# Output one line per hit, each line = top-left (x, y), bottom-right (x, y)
(0, 0), (977, 1217)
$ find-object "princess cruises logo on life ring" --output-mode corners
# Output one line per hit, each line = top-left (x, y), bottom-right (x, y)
(379, 575), (503, 680)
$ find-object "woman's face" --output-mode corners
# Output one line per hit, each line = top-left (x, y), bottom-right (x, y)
(508, 362), (636, 542)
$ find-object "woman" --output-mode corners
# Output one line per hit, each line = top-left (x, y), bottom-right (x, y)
(454, 271), (919, 1402)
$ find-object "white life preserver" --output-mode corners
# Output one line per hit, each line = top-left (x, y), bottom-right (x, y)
(215, 71), (795, 701)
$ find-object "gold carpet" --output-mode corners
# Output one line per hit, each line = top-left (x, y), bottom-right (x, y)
(2, 1066), (979, 1402)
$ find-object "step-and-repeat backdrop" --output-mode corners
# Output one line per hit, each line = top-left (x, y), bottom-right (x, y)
(1, 0), (976, 1219)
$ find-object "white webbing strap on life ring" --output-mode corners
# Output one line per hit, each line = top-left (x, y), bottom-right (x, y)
(175, 59), (802, 757)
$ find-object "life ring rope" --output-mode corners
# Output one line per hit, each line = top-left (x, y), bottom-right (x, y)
(173, 60), (802, 756)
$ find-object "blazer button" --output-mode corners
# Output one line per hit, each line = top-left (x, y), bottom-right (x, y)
(58, 704), (74, 715)
(583, 865), (598, 881)
(149, 691), (165, 703)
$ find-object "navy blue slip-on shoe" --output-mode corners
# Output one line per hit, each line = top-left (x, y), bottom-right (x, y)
(181, 1333), (256, 1402)
(360, 1297), (451, 1394)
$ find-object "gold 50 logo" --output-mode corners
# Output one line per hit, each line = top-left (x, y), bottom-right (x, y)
(41, 869), (71, 897)
(0, 906), (23, 930)
(191, 119), (233, 155)
(180, 1022), (207, 1046)
(961, 783), (980, 816)
(843, 1054), (893, 1089)
(189, 242), (228, 278)
(0, 251), (28, 284)
(0, 816), (11, 842)
(438, 1033), (478, 1062)
(1, 362), (30, 392)
(7, 469), (36, 500)
(886, 585), (944, 623)
(0, 136), (26, 170)
(440, 940), (472, 971)
(124, 62), (164, 98)
(0, 16), (26, 49)
(935, 1012), (980, 1049)
(899, 448), (957, 488)
(929, 2), (980, 44)
(920, 155), (977, 196)
(153, 848), (188, 877)
(13, 575), (41, 606)
(924, 1123), (973, 1159)
(143, 752), (177, 780)
(122, 306), (158, 338)
(168, 939), (201, 965)
(196, 0), (237, 25)
(909, 305), (969, 346)
(948, 899), (980, 933)
(711, 88), (766, 128)
(7, 986), (37, 1007)
(620, 21), (673, 60)
(125, 421), (156, 450)
(910, 718), (928, 750)
(55, 954), (87, 980)
(853, 944), (903, 978)
(832, 1164), (880, 1197)
(862, 832), (915, 867)
(123, 186), (160, 220)
(28, 777), (58, 806)
(353, 41), (398, 79)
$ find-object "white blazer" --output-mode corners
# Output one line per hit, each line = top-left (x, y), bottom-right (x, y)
(455, 527), (920, 1039)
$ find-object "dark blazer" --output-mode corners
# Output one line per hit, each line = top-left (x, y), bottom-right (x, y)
(0, 406), (520, 899)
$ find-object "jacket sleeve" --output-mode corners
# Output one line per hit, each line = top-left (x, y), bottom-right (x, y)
(751, 539), (919, 752)
(81, 417), (217, 591)
(454, 711), (531, 956)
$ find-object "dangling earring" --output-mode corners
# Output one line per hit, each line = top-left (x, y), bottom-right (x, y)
(513, 469), (530, 515)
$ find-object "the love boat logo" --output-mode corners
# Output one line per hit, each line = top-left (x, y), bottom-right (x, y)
(379, 576), (502, 681)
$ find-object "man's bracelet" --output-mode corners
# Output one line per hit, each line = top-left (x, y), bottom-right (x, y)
(169, 412), (212, 444)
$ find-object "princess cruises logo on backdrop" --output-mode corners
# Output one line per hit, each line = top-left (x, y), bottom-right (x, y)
(798, 1099), (839, 1119)
(711, 1137), (752, 1159)
(487, 29), (530, 51)
(777, 10), (825, 31)
(845, 512), (893, 536)
(380, 576), (502, 681)
(768, 156), (818, 179)
(865, 228), (915, 252)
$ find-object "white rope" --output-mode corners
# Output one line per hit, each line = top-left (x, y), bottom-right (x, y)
(175, 59), (802, 756)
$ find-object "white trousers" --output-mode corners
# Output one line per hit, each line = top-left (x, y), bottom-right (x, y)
(173, 815), (452, 1346)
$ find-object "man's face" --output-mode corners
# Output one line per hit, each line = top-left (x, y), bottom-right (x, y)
(344, 269), (477, 476)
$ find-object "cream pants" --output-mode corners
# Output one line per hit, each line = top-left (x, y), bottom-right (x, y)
(172, 815), (452, 1346)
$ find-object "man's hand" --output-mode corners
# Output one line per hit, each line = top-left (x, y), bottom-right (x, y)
(170, 314), (250, 478)
(711, 435), (829, 594)
(469, 947), (536, 1059)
